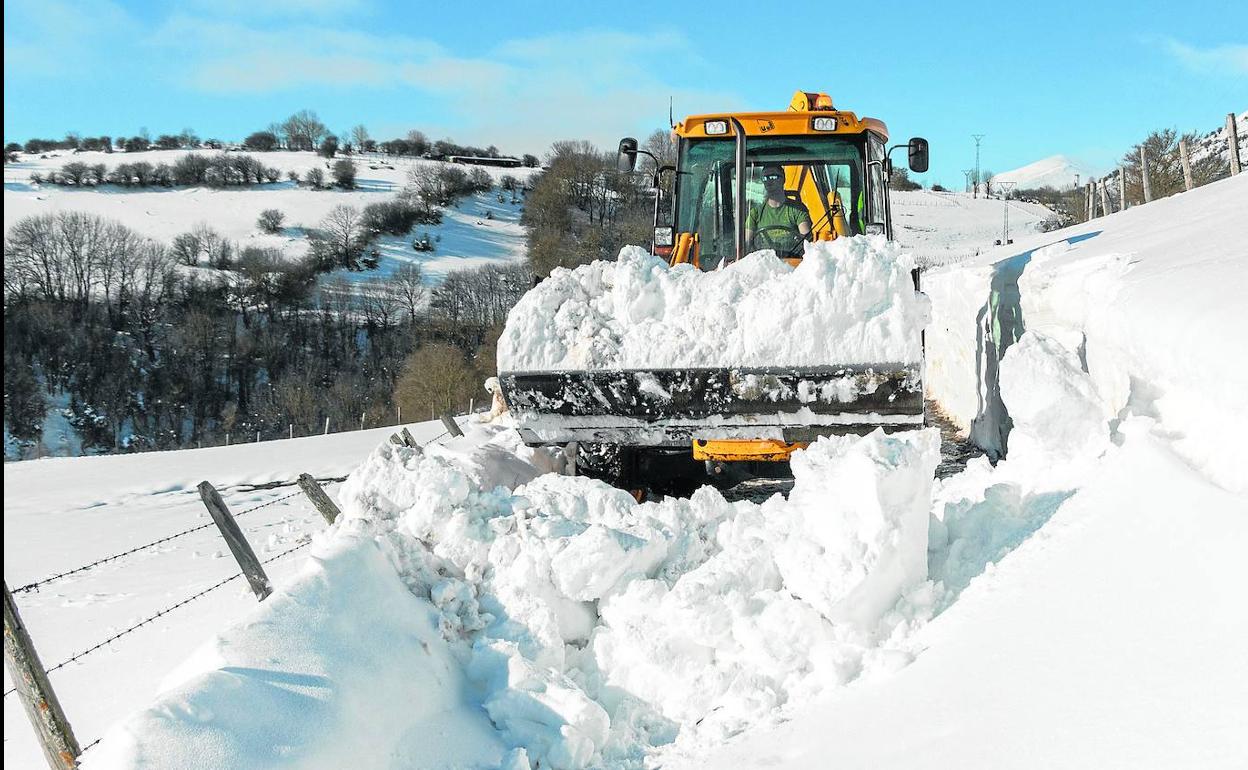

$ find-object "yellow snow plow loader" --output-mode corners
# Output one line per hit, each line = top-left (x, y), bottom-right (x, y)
(499, 91), (930, 492)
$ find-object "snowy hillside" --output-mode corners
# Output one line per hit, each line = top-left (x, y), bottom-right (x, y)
(2, 150), (535, 282)
(5, 175), (1246, 770)
(988, 154), (1097, 191)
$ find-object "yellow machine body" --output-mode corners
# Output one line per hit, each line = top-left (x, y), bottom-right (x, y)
(692, 439), (808, 463)
(672, 91), (886, 461)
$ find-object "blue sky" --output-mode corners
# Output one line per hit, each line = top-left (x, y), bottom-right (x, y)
(4, 0), (1245, 186)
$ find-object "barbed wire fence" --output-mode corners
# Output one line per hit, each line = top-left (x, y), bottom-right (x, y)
(9, 487), (316, 596)
(4, 418), (463, 765)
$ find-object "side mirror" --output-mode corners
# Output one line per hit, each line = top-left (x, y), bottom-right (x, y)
(908, 137), (929, 174)
(617, 137), (638, 172)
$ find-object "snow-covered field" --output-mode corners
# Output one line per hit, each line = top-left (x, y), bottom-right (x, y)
(5, 174), (1247, 769)
(2, 150), (534, 282)
(891, 189), (1054, 267)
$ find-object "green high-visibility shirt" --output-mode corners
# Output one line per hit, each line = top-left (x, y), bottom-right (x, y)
(746, 200), (812, 233)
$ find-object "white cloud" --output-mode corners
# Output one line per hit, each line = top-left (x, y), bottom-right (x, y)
(4, 0), (141, 76)
(1160, 38), (1248, 75)
(159, 19), (739, 150)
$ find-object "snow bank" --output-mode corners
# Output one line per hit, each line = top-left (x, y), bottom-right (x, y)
(83, 532), (510, 770)
(329, 422), (938, 768)
(925, 173), (1248, 493)
(498, 236), (930, 372)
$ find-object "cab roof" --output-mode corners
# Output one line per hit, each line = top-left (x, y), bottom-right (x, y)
(673, 91), (889, 141)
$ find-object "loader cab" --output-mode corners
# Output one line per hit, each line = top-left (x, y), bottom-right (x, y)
(678, 133), (890, 269)
(632, 98), (924, 271)
(664, 131), (895, 270)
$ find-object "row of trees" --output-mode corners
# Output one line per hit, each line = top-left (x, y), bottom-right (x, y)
(31, 153), (283, 188)
(7, 109), (539, 163)
(10, 129), (215, 156)
(240, 112), (540, 164)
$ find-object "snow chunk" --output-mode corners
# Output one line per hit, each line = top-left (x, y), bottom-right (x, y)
(498, 236), (930, 371)
(1000, 330), (1109, 466)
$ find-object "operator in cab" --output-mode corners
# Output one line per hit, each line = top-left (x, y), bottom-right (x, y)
(744, 164), (812, 256)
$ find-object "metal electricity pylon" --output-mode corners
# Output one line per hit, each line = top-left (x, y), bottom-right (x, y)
(962, 169), (974, 193)
(971, 134), (985, 199)
(997, 180), (1017, 244)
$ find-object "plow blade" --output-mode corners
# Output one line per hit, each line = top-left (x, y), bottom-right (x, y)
(500, 363), (924, 446)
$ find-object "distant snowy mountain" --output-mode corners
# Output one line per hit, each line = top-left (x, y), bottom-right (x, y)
(990, 155), (1098, 191)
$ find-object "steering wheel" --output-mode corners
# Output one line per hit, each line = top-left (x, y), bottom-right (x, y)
(750, 224), (805, 257)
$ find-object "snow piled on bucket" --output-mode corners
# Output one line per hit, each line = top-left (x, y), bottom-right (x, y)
(333, 424), (939, 769)
(498, 236), (930, 372)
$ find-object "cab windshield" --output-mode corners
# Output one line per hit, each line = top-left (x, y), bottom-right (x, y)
(675, 134), (875, 270)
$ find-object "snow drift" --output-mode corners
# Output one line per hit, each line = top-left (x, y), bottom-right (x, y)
(497, 236), (930, 372)
(88, 423), (940, 769)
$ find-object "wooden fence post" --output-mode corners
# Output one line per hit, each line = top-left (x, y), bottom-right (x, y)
(4, 582), (81, 770)
(440, 413), (464, 438)
(1118, 166), (1127, 210)
(1179, 139), (1194, 191)
(1140, 146), (1153, 203)
(197, 482), (272, 601)
(296, 474), (341, 525)
(1099, 178), (1113, 216)
(323, 417), (329, 435)
(1228, 113), (1242, 176)
(1084, 182), (1093, 221)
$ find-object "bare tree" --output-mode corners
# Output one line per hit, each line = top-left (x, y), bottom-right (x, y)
(350, 125), (370, 154)
(311, 205), (371, 270)
(405, 130), (430, 156)
(642, 128), (677, 169)
(281, 109), (328, 152)
(359, 278), (404, 330)
(392, 262), (427, 323)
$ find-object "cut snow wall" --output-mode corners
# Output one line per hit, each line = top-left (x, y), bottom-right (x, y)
(925, 174), (1248, 492)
